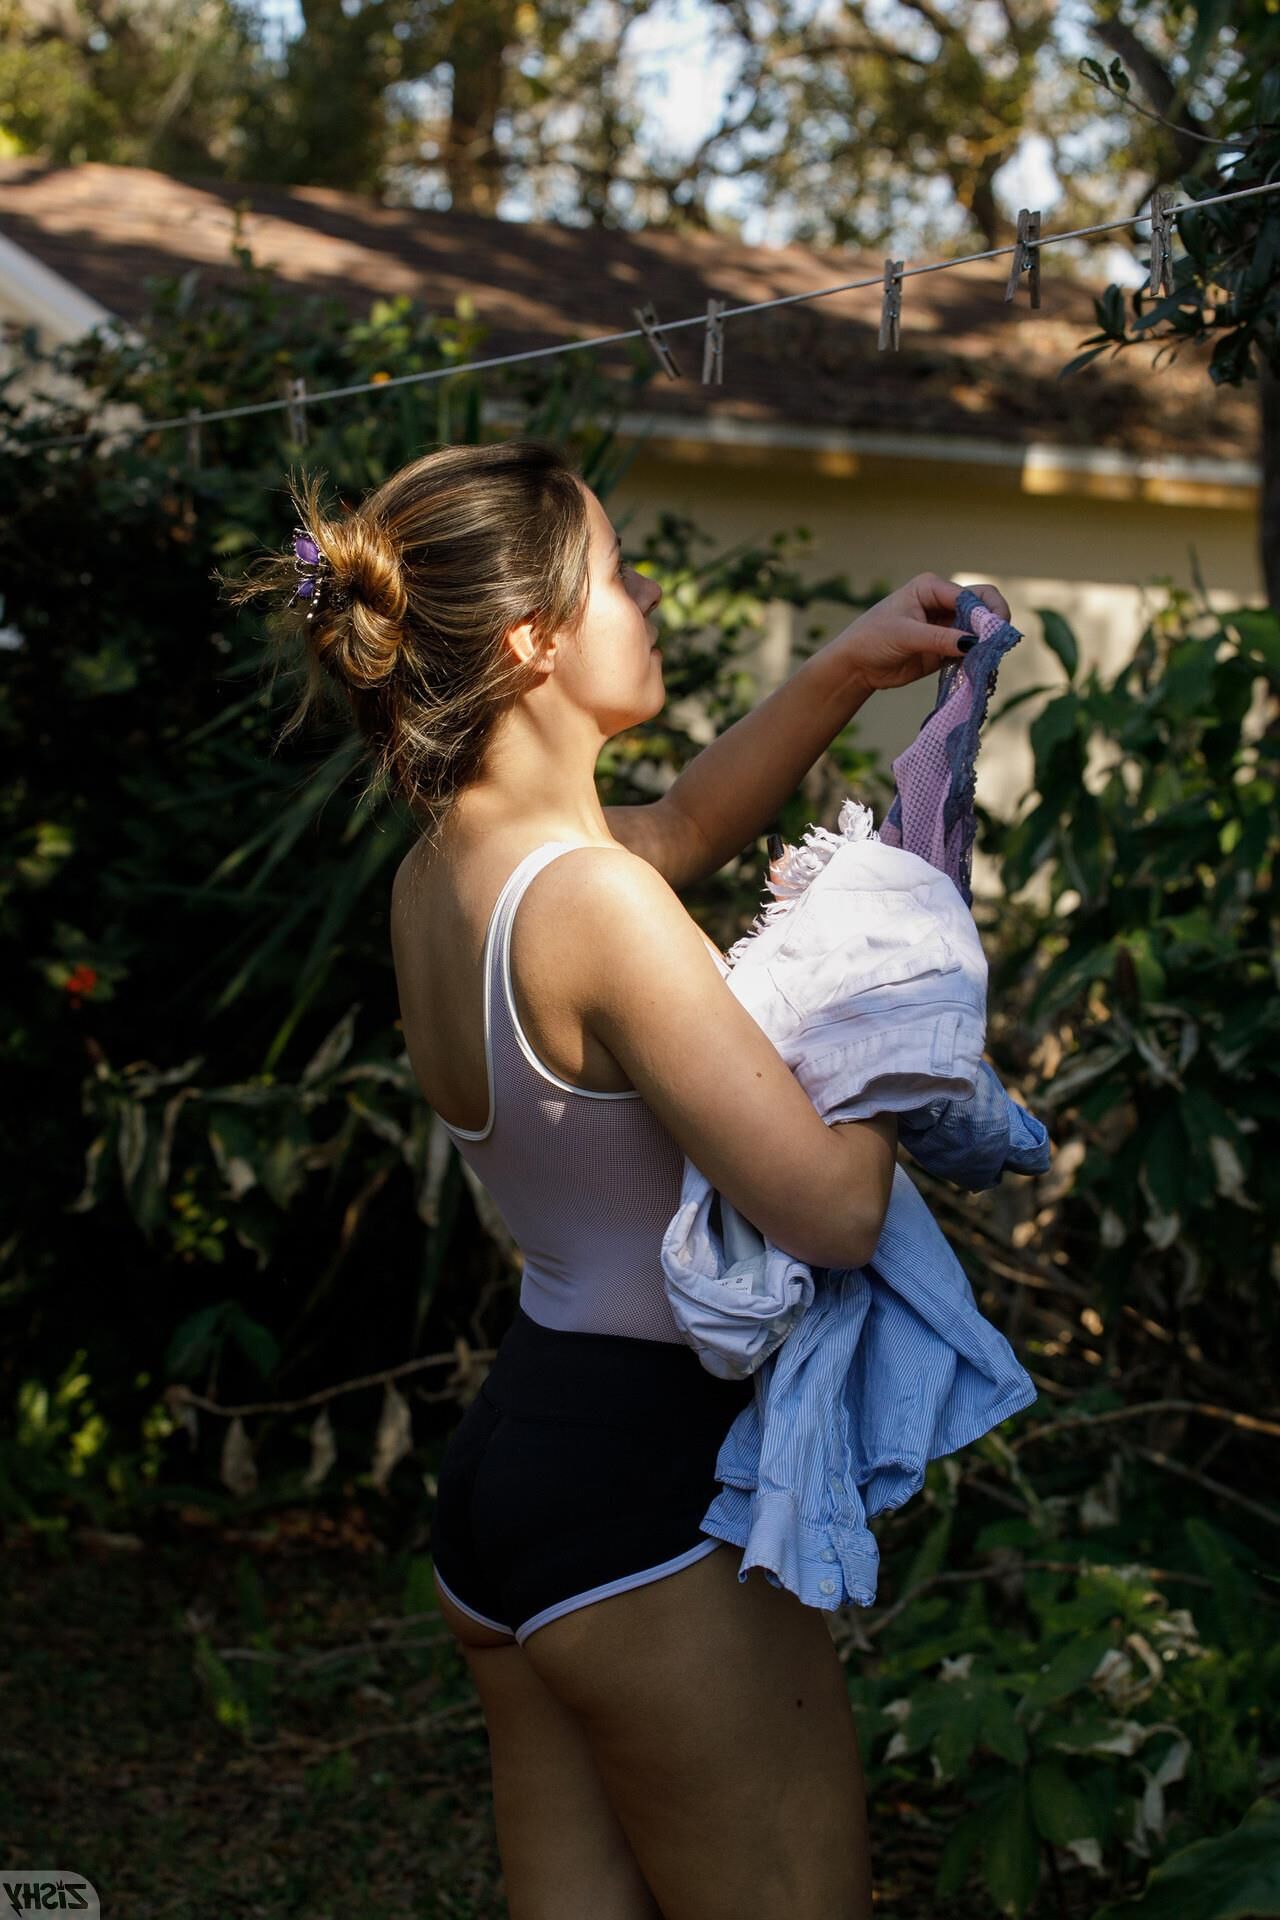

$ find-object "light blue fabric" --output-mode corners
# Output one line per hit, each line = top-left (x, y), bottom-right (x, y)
(699, 1160), (1041, 1610)
(900, 1056), (1051, 1192)
(664, 1056), (1051, 1388)
(656, 790), (1051, 1609)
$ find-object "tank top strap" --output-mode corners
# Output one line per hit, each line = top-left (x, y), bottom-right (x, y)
(487, 840), (599, 977)
(487, 839), (642, 1108)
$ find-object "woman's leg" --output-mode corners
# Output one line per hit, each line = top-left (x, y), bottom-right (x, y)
(434, 1573), (663, 1919)
(519, 1543), (874, 1920)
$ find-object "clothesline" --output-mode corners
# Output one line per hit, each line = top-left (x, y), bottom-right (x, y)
(6, 177), (1278, 459)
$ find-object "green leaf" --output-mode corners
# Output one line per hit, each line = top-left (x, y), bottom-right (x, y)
(983, 1779), (1042, 1916)
(1162, 638), (1219, 718)
(62, 641), (140, 698)
(1021, 1629), (1115, 1711)
(1091, 1798), (1280, 1920)
(300, 1003), (359, 1085)
(933, 1685), (982, 1779)
(1035, 608), (1079, 680)
(1108, 56), (1131, 91)
(1141, 1106), (1186, 1220)
(1226, 608), (1280, 673)
(258, 1109), (313, 1211)
(1029, 691), (1080, 769)
(225, 1305), (280, 1381)
(1028, 1758), (1097, 1846)
(1058, 344), (1111, 378)
(1184, 1517), (1264, 1654)
(165, 1301), (229, 1379)
(206, 1105), (264, 1195)
(981, 1688), (1029, 1767)
(899, 1510), (954, 1607)
(1118, 929), (1166, 1004)
(987, 682), (1064, 726)
(937, 1806), (987, 1897)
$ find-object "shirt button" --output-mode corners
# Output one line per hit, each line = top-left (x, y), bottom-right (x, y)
(820, 1547), (837, 1563)
(818, 1578), (837, 1596)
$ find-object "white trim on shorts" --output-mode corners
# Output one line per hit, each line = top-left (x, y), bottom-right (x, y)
(433, 1564), (516, 1638)
(434, 1538), (727, 1646)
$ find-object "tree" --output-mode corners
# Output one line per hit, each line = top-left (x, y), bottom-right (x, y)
(1071, 0), (1280, 606)
(0, 0), (262, 172)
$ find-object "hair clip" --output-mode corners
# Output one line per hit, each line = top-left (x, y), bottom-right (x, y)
(291, 526), (349, 622)
(878, 259), (904, 351)
(633, 303), (682, 380)
(1004, 208), (1042, 308)
(701, 298), (725, 384)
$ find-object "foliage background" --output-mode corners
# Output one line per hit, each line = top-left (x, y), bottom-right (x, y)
(2, 0), (1279, 1913)
(1, 231), (1277, 1918)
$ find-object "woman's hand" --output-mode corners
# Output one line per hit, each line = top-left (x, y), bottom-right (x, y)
(833, 574), (1011, 693)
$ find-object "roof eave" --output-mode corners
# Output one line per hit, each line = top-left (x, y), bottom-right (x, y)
(492, 400), (1261, 510)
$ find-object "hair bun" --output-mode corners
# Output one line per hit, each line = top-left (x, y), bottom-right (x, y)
(308, 513), (408, 692)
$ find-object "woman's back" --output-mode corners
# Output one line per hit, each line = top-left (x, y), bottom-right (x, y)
(390, 829), (731, 1341)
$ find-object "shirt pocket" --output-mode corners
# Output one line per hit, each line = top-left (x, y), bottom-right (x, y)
(770, 880), (961, 1021)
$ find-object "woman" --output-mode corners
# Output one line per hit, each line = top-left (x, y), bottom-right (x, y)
(230, 438), (1009, 1918)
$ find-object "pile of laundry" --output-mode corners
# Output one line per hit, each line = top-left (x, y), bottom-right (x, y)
(660, 588), (1053, 1611)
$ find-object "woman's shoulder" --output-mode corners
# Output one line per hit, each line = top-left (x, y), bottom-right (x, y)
(394, 825), (725, 975)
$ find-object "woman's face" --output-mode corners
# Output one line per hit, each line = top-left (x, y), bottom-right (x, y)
(565, 481), (666, 733)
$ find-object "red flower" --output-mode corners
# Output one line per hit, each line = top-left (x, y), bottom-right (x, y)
(65, 964), (99, 1002)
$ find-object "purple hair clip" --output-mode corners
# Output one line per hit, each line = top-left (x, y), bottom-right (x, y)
(290, 525), (350, 622)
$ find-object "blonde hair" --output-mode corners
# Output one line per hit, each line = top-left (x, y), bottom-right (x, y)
(218, 438), (593, 849)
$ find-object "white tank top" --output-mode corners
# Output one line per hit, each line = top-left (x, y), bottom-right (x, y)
(434, 841), (731, 1343)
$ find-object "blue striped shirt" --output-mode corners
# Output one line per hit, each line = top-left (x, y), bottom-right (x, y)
(698, 1139), (1044, 1611)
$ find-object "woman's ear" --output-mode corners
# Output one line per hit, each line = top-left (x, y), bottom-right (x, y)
(498, 622), (552, 675)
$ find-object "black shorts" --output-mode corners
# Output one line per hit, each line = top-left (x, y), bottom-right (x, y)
(430, 1307), (754, 1645)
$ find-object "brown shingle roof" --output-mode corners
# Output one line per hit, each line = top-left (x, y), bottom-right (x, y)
(0, 157), (1259, 461)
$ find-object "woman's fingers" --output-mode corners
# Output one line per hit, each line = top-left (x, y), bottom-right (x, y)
(970, 581), (1012, 621)
(912, 574), (1011, 625)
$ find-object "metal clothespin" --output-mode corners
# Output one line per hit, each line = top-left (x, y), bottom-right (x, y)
(1148, 187), (1177, 296)
(633, 303), (681, 380)
(284, 374), (309, 446)
(701, 298), (725, 384)
(185, 409), (202, 469)
(878, 259), (904, 351)
(1004, 208), (1042, 308)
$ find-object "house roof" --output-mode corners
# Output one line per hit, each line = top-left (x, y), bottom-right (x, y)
(0, 157), (1259, 464)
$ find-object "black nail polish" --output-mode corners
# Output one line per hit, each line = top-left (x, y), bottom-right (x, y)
(767, 832), (784, 862)
(957, 635), (977, 653)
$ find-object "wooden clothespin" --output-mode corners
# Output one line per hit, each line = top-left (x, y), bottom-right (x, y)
(1148, 187), (1177, 297)
(878, 259), (904, 351)
(284, 374), (309, 446)
(1004, 208), (1042, 308)
(185, 409), (202, 469)
(633, 303), (682, 380)
(701, 298), (725, 384)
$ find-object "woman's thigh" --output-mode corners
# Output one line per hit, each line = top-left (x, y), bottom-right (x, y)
(519, 1542), (874, 1920)
(435, 1573), (663, 1919)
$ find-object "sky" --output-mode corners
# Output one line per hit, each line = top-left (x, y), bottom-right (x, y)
(252, 0), (1147, 286)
